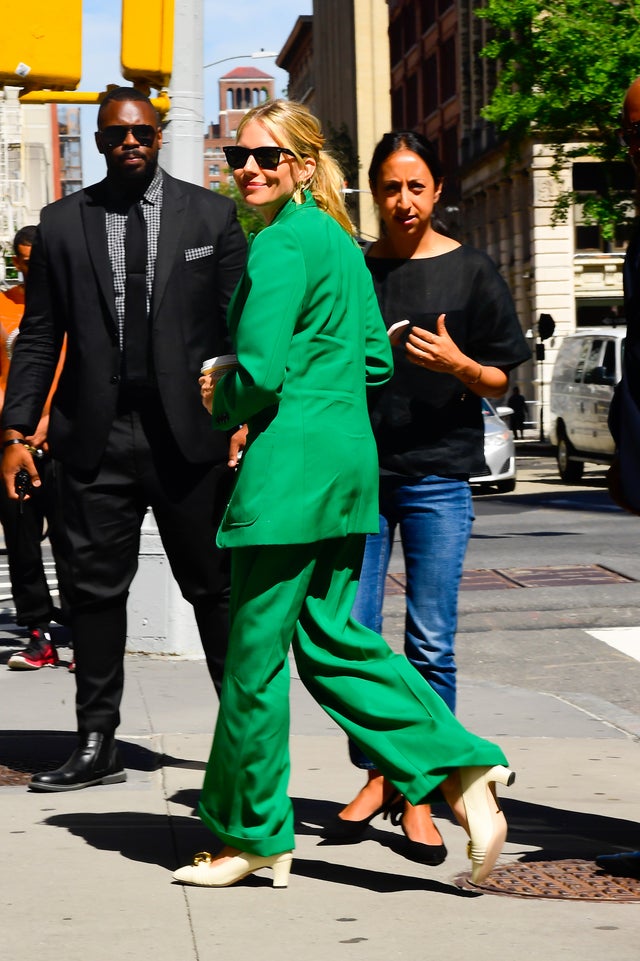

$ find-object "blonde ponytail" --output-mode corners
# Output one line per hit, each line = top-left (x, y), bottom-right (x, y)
(235, 99), (355, 235)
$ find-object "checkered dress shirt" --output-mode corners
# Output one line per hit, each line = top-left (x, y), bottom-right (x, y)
(105, 168), (163, 349)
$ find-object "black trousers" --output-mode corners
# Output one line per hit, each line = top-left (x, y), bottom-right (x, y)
(59, 401), (232, 736)
(0, 456), (71, 629)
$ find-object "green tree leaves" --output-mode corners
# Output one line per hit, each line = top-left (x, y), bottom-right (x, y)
(478, 0), (640, 236)
(218, 178), (266, 238)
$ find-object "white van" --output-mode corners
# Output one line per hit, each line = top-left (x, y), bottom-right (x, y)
(548, 326), (625, 482)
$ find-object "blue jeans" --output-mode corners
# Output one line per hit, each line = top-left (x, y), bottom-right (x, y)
(349, 474), (474, 769)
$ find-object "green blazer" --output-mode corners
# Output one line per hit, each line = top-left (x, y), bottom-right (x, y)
(212, 194), (393, 547)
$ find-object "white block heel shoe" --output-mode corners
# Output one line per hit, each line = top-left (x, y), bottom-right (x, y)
(459, 765), (515, 884)
(173, 850), (293, 888)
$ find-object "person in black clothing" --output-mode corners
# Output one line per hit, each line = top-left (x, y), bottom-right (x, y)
(1, 87), (247, 792)
(327, 131), (530, 861)
(507, 385), (527, 438)
(597, 75), (640, 881)
(0, 226), (71, 670)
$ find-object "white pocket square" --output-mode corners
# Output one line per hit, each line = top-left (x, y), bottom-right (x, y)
(185, 245), (214, 262)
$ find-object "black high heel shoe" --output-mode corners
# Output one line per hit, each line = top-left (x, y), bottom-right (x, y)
(321, 791), (403, 842)
(386, 798), (448, 866)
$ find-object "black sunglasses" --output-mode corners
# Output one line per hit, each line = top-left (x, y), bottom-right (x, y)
(99, 124), (158, 148)
(223, 145), (296, 170)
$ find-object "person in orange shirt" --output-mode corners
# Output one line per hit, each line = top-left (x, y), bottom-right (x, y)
(0, 231), (26, 403)
(0, 226), (71, 670)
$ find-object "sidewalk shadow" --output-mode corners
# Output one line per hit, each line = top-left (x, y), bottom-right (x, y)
(35, 793), (640, 893)
(297, 795), (640, 863)
(0, 730), (209, 777)
(41, 809), (478, 896)
(0, 731), (158, 775)
(501, 797), (640, 860)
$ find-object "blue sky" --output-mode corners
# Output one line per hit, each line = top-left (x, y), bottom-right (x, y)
(80, 0), (311, 184)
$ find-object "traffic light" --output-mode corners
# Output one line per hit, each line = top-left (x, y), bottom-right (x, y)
(0, 3), (82, 90)
(121, 0), (174, 90)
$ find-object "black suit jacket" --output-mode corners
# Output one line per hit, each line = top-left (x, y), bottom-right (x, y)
(2, 170), (247, 470)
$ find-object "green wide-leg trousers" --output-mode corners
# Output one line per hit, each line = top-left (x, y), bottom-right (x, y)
(198, 535), (507, 856)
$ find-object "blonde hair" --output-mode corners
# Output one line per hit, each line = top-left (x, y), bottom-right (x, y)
(236, 99), (354, 235)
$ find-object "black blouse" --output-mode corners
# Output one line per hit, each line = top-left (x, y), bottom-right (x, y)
(366, 246), (531, 477)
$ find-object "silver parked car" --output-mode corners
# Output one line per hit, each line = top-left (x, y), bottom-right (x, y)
(470, 399), (516, 493)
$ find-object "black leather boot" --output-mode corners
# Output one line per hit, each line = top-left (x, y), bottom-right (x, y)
(29, 732), (126, 792)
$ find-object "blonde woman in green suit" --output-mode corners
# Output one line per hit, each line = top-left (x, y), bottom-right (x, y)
(173, 100), (515, 890)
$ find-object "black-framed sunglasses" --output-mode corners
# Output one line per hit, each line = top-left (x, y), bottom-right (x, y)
(98, 124), (158, 148)
(619, 120), (640, 146)
(223, 145), (296, 170)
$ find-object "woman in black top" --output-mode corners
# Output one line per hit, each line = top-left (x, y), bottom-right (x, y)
(327, 131), (530, 863)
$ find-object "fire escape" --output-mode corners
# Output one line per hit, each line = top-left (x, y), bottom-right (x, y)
(0, 89), (27, 272)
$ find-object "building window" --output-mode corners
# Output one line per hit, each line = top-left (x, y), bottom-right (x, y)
(441, 125), (458, 172)
(209, 164), (219, 176)
(392, 86), (404, 129)
(576, 303), (624, 327)
(575, 223), (602, 251)
(572, 161), (634, 194)
(402, 4), (417, 50)
(440, 35), (456, 102)
(389, 15), (402, 65)
(420, 0), (437, 33)
(209, 182), (220, 191)
(406, 74), (418, 129)
(575, 219), (633, 253)
(423, 54), (438, 117)
(573, 161), (635, 252)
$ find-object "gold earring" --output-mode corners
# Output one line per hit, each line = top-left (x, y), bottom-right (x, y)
(293, 181), (307, 204)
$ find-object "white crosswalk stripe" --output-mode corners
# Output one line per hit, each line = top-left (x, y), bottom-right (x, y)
(586, 627), (640, 663)
(0, 559), (59, 604)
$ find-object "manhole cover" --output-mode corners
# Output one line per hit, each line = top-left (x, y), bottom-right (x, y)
(459, 569), (520, 591)
(455, 859), (640, 901)
(0, 764), (32, 786)
(0, 736), (72, 787)
(0, 757), (62, 786)
(388, 565), (635, 594)
(501, 565), (635, 589)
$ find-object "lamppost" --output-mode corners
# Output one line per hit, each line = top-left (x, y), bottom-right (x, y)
(203, 51), (278, 70)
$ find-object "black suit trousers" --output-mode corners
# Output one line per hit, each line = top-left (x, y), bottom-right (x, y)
(0, 456), (71, 629)
(58, 397), (232, 735)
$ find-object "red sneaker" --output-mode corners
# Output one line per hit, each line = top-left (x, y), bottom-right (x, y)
(8, 629), (59, 670)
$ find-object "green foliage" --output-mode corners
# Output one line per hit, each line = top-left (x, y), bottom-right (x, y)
(325, 122), (360, 188)
(478, 0), (640, 235)
(218, 177), (266, 238)
(325, 122), (361, 226)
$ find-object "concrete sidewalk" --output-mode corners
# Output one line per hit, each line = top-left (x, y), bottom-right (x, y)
(1, 616), (639, 961)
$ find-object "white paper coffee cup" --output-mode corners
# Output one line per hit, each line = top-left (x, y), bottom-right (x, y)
(201, 354), (237, 376)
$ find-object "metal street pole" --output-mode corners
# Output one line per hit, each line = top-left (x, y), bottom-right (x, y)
(160, 0), (203, 184)
(128, 0), (204, 657)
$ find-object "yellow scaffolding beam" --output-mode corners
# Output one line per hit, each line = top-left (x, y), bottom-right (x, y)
(18, 86), (171, 118)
